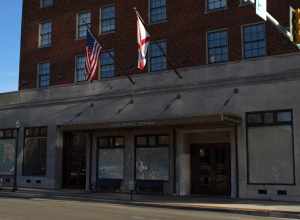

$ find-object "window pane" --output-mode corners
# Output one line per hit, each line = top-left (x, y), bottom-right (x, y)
(208, 0), (226, 10)
(78, 12), (91, 38)
(264, 112), (274, 124)
(41, 0), (53, 8)
(115, 137), (125, 147)
(243, 23), (266, 58)
(38, 63), (50, 88)
(101, 6), (116, 33)
(149, 41), (167, 72)
(158, 135), (170, 145)
(40, 22), (52, 47)
(208, 30), (228, 63)
(136, 136), (147, 146)
(277, 111), (292, 123)
(76, 55), (86, 82)
(150, 0), (167, 23)
(100, 50), (115, 78)
(23, 127), (47, 177)
(247, 113), (263, 124)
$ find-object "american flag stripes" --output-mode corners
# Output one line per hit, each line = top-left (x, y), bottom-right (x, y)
(85, 29), (102, 81)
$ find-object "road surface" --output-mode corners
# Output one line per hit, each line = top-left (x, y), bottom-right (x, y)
(0, 197), (293, 220)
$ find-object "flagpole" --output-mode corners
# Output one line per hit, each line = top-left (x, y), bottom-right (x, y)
(88, 29), (135, 85)
(133, 7), (183, 79)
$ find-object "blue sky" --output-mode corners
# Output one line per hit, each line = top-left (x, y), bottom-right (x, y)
(0, 1), (22, 93)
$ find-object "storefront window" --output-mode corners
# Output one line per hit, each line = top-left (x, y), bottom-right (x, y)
(23, 127), (47, 176)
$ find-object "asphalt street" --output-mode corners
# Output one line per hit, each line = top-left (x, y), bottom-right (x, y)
(0, 197), (295, 220)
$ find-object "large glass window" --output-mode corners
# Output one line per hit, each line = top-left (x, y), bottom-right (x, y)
(100, 50), (115, 78)
(97, 136), (125, 192)
(246, 110), (295, 185)
(149, 40), (167, 72)
(37, 63), (50, 88)
(150, 0), (167, 24)
(243, 23), (266, 58)
(77, 12), (91, 39)
(40, 0), (53, 8)
(100, 5), (116, 33)
(207, 0), (227, 11)
(39, 22), (52, 48)
(207, 30), (228, 63)
(75, 55), (86, 82)
(23, 127), (47, 176)
(0, 129), (16, 176)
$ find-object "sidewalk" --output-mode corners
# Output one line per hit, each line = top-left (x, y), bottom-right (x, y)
(0, 189), (300, 219)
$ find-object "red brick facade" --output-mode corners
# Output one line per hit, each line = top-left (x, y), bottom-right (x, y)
(19, 0), (300, 90)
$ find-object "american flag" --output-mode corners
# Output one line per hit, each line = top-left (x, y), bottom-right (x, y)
(85, 29), (102, 81)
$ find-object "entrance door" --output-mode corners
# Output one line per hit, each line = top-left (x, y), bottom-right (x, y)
(191, 143), (230, 196)
(63, 133), (86, 189)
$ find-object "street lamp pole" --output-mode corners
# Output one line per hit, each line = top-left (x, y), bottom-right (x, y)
(13, 120), (21, 192)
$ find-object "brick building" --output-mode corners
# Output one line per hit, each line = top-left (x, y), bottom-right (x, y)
(1, 0), (300, 200)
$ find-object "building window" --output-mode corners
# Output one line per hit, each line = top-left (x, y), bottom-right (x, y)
(77, 12), (91, 39)
(207, 0), (227, 11)
(75, 55), (86, 82)
(23, 127), (47, 176)
(39, 22), (52, 48)
(149, 40), (167, 72)
(40, 0), (53, 8)
(97, 136), (125, 192)
(243, 23), (266, 58)
(135, 135), (170, 193)
(37, 63), (50, 88)
(246, 110), (294, 185)
(100, 50), (115, 78)
(100, 5), (116, 34)
(240, 0), (255, 6)
(207, 30), (228, 63)
(150, 0), (167, 24)
(0, 129), (16, 176)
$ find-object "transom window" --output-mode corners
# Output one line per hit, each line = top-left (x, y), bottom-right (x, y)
(0, 129), (16, 139)
(39, 22), (52, 48)
(100, 5), (116, 33)
(247, 110), (292, 126)
(40, 0), (53, 8)
(98, 136), (125, 148)
(207, 0), (227, 11)
(77, 12), (91, 39)
(75, 55), (86, 82)
(243, 23), (266, 58)
(150, 0), (167, 24)
(149, 40), (167, 72)
(100, 50), (115, 78)
(23, 127), (47, 176)
(37, 63), (50, 88)
(207, 30), (228, 63)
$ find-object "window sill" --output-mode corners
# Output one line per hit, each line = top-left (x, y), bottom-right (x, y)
(38, 45), (52, 49)
(204, 7), (228, 14)
(149, 19), (168, 26)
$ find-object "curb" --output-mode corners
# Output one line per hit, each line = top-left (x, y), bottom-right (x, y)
(0, 191), (299, 219)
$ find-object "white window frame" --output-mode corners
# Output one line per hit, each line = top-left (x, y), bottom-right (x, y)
(40, 0), (53, 8)
(205, 0), (227, 13)
(76, 11), (91, 40)
(148, 40), (167, 73)
(39, 21), (52, 48)
(206, 28), (229, 64)
(99, 5), (116, 35)
(148, 0), (168, 24)
(37, 62), (50, 89)
(241, 22), (267, 59)
(75, 55), (87, 82)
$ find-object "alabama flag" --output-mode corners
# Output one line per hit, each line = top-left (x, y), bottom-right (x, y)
(136, 11), (150, 70)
